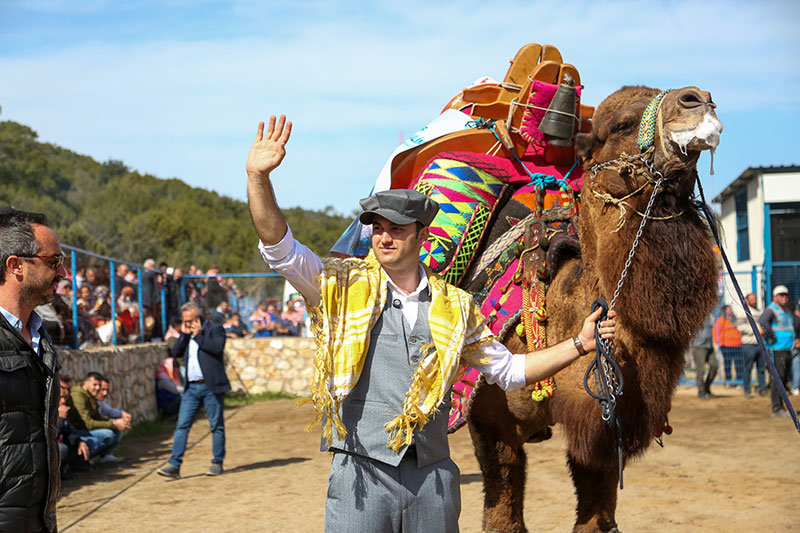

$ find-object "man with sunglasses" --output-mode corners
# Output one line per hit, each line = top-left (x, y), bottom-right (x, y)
(0, 206), (68, 533)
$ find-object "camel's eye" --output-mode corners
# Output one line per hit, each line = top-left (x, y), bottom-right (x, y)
(611, 117), (637, 134)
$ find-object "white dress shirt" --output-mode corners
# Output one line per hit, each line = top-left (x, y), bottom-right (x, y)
(258, 225), (527, 392)
(186, 334), (204, 382)
(0, 304), (44, 355)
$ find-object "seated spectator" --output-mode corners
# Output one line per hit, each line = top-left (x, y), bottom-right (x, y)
(92, 286), (112, 321)
(36, 302), (68, 345)
(116, 285), (140, 341)
(96, 377), (132, 426)
(67, 372), (130, 463)
(164, 317), (182, 343)
(124, 269), (138, 286)
(58, 377), (90, 479)
(155, 356), (183, 417)
(277, 297), (305, 337)
(117, 285), (138, 313)
(249, 300), (278, 337)
(210, 301), (233, 324)
(74, 267), (86, 291)
(57, 279), (72, 300)
(224, 313), (251, 338)
(226, 277), (243, 300)
(82, 266), (98, 293)
(76, 285), (95, 311)
(115, 263), (134, 290)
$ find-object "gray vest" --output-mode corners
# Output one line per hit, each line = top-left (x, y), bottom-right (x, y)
(322, 288), (451, 468)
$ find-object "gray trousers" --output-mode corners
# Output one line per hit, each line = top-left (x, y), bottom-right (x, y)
(324, 452), (461, 533)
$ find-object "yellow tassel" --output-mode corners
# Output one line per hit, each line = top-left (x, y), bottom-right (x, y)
(296, 397), (313, 408)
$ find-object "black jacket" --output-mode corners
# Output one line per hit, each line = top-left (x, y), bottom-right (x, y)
(141, 270), (156, 308)
(171, 319), (230, 394)
(0, 312), (61, 532)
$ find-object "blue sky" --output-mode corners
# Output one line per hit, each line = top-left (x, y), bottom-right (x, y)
(1, 0), (798, 212)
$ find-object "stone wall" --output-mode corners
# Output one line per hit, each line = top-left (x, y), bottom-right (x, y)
(225, 337), (315, 397)
(57, 338), (316, 424)
(59, 343), (169, 422)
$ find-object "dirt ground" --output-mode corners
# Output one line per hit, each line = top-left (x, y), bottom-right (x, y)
(57, 386), (800, 533)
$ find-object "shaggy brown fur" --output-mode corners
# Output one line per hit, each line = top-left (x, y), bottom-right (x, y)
(466, 85), (720, 532)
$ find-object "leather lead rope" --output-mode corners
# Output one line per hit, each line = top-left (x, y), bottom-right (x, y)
(583, 298), (625, 489)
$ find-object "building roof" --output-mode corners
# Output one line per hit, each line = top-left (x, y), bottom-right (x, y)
(713, 165), (800, 203)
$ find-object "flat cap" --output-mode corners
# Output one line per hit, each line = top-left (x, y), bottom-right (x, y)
(358, 189), (439, 227)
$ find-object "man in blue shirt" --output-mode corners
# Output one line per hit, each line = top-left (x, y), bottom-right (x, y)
(758, 285), (797, 417)
(0, 207), (67, 532)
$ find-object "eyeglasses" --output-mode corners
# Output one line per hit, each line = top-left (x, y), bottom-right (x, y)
(18, 253), (65, 270)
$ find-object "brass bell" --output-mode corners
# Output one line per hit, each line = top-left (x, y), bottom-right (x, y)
(539, 74), (578, 147)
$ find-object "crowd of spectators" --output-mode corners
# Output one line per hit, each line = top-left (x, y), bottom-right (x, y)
(36, 256), (310, 348)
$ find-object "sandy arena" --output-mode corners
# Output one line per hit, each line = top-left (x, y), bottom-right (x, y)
(57, 386), (800, 532)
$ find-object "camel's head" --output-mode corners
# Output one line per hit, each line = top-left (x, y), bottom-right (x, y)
(577, 85), (722, 201)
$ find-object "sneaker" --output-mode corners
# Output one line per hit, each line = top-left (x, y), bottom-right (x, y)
(772, 409), (790, 418)
(206, 463), (224, 476)
(758, 388), (770, 397)
(791, 388), (800, 396)
(157, 464), (181, 479)
(98, 453), (124, 464)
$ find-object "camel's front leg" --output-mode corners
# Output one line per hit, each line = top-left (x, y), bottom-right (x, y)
(567, 453), (620, 533)
(468, 385), (529, 533)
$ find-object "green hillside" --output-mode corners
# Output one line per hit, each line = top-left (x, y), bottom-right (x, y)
(0, 120), (352, 272)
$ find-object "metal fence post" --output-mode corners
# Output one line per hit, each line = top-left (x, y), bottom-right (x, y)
(70, 249), (79, 349)
(110, 260), (117, 346)
(137, 267), (145, 343)
(160, 283), (167, 339)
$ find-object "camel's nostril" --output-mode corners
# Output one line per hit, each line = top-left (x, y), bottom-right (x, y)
(678, 92), (704, 109)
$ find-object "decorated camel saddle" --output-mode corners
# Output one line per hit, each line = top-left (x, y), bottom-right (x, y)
(331, 43), (594, 432)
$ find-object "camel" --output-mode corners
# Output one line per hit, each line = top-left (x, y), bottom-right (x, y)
(461, 85), (722, 532)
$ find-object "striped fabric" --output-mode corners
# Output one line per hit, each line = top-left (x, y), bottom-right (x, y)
(307, 252), (492, 451)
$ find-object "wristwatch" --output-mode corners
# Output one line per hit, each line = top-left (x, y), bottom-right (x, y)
(573, 336), (588, 356)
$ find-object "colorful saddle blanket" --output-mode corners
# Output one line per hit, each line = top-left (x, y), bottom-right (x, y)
(410, 153), (511, 286)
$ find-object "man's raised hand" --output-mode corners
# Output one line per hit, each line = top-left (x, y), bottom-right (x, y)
(246, 115), (292, 178)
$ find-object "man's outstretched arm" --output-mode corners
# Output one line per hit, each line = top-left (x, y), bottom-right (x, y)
(247, 115), (293, 245)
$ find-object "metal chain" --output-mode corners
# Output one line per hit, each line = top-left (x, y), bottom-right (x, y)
(607, 175), (664, 312)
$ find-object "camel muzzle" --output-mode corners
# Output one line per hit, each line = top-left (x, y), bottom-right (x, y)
(669, 111), (723, 154)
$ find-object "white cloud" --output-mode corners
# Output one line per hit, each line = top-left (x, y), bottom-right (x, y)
(1, 0), (798, 207)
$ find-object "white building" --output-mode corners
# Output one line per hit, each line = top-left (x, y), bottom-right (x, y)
(713, 165), (800, 309)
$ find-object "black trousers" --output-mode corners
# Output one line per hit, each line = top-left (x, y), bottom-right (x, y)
(770, 349), (792, 412)
(692, 346), (717, 396)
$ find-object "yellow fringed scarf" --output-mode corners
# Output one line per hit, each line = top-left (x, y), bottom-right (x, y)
(305, 252), (492, 451)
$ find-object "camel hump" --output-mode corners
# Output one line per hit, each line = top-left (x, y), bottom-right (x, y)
(545, 231), (581, 279)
